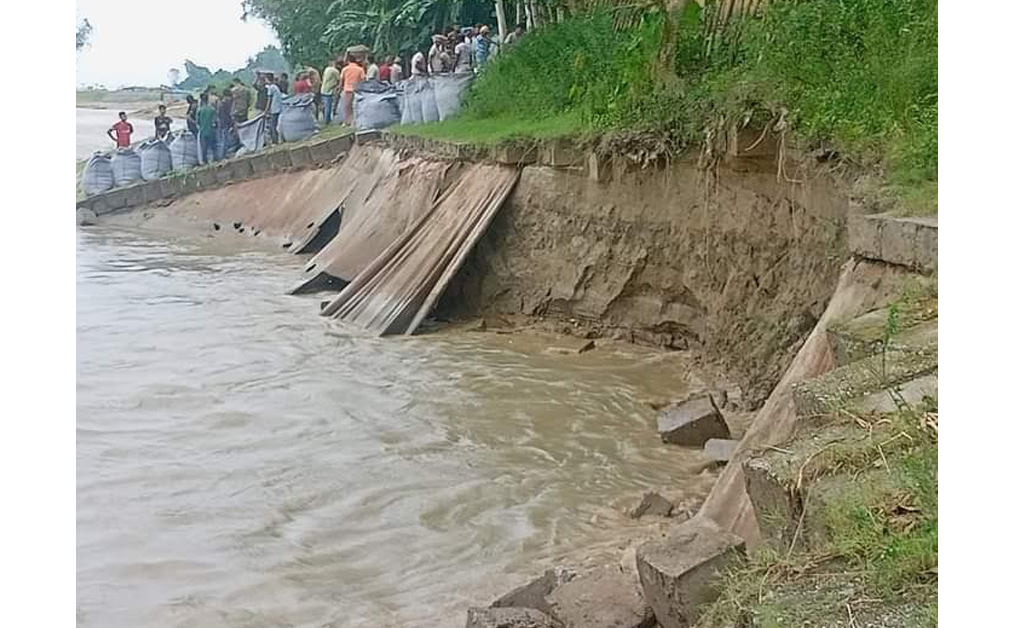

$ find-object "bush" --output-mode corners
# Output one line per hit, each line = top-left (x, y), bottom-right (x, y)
(450, 1), (937, 196)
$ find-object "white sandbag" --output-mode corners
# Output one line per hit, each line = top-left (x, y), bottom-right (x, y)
(420, 78), (439, 123)
(138, 139), (173, 180)
(354, 80), (400, 130)
(170, 130), (199, 172)
(236, 114), (266, 154)
(433, 73), (473, 121)
(337, 91), (351, 125)
(400, 78), (424, 125)
(82, 153), (114, 196)
(111, 148), (143, 187)
(279, 93), (318, 142)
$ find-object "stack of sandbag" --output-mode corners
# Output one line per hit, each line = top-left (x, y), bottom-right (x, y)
(138, 139), (173, 180)
(110, 148), (143, 187)
(279, 93), (318, 142)
(81, 153), (114, 196)
(236, 114), (267, 155)
(354, 80), (400, 130)
(400, 77), (440, 125)
(170, 130), (199, 172)
(432, 73), (473, 121)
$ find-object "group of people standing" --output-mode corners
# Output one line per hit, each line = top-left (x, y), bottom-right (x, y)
(107, 23), (527, 158)
(173, 70), (301, 162)
(317, 54), (404, 126)
(416, 23), (524, 77)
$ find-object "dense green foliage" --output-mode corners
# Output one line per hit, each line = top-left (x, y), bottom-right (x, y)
(443, 0), (937, 203)
(242, 0), (496, 69)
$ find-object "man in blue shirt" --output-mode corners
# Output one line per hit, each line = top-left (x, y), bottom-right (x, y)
(474, 25), (495, 70)
(265, 74), (284, 145)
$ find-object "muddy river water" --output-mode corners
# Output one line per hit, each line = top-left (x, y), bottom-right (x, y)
(76, 219), (713, 626)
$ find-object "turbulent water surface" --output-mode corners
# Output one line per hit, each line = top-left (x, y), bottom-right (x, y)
(77, 224), (708, 628)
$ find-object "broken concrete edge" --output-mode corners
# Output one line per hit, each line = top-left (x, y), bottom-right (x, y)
(656, 392), (731, 448)
(636, 517), (747, 628)
(491, 567), (576, 617)
(848, 212), (937, 274)
(76, 132), (357, 216)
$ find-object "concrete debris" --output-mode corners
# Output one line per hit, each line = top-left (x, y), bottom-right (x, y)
(630, 492), (674, 519)
(577, 340), (597, 354)
(465, 607), (562, 628)
(492, 567), (576, 616)
(656, 394), (731, 447)
(636, 518), (746, 628)
(546, 565), (656, 628)
(703, 439), (740, 464)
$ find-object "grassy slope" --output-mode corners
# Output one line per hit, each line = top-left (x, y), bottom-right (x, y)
(397, 1), (937, 213)
(700, 403), (938, 627)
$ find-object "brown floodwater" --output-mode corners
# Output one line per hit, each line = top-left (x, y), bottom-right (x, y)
(76, 224), (713, 627)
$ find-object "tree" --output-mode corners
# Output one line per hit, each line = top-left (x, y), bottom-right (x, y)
(76, 18), (92, 50)
(244, 0), (496, 66)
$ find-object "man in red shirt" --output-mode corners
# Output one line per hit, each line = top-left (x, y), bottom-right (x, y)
(107, 111), (134, 148)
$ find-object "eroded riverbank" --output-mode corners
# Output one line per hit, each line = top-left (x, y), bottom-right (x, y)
(76, 223), (722, 628)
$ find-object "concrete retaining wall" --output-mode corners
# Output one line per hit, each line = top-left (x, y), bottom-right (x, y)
(76, 133), (355, 217)
(849, 213), (938, 274)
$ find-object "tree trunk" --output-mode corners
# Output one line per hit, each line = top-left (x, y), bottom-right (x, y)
(525, 2), (534, 29)
(516, 0), (523, 27)
(495, 0), (509, 42)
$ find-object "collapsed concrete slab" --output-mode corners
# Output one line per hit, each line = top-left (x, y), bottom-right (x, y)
(703, 439), (739, 463)
(656, 394), (731, 447)
(636, 517), (745, 628)
(465, 607), (562, 628)
(492, 567), (575, 616)
(630, 492), (674, 519)
(546, 565), (656, 628)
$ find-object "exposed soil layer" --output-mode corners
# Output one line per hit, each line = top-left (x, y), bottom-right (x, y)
(437, 156), (850, 405)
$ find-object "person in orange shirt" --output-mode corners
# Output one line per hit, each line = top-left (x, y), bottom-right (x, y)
(340, 55), (365, 126)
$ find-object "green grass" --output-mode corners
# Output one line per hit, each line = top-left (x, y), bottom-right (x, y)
(393, 111), (584, 145)
(698, 401), (938, 628)
(410, 2), (937, 213)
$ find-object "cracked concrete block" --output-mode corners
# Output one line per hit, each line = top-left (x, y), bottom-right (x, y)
(656, 394), (731, 447)
(249, 153), (272, 176)
(229, 155), (254, 180)
(547, 565), (655, 628)
(289, 145), (312, 168)
(492, 567), (576, 616)
(913, 220), (938, 273)
(329, 134), (354, 155)
(636, 517), (745, 628)
(308, 140), (336, 164)
(269, 149), (292, 170)
(878, 217), (918, 268)
(848, 213), (883, 260)
(141, 179), (164, 204)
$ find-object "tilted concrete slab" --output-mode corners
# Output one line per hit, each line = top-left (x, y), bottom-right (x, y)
(849, 213), (937, 273)
(636, 517), (745, 628)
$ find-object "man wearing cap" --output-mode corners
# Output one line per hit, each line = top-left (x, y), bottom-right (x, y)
(474, 25), (494, 69)
(454, 27), (474, 73)
(428, 34), (450, 74)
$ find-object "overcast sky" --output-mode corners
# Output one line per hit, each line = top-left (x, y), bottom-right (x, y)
(76, 0), (279, 88)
